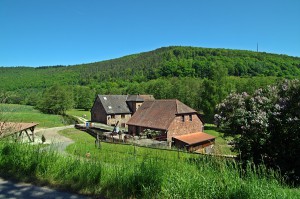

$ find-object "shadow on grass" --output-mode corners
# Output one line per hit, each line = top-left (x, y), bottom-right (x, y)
(204, 125), (218, 131)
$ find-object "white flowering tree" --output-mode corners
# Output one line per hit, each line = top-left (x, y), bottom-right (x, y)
(215, 80), (300, 184)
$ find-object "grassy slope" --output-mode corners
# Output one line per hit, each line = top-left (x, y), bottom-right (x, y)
(57, 128), (299, 198)
(0, 127), (298, 198)
(0, 104), (65, 128)
(204, 124), (236, 155)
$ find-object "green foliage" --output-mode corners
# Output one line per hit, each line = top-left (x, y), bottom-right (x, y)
(215, 79), (300, 185)
(37, 85), (74, 115)
(73, 86), (94, 110)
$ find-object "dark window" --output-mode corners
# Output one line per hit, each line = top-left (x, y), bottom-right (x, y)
(121, 114), (125, 119)
(189, 115), (192, 121)
(181, 115), (185, 122)
(111, 115), (115, 119)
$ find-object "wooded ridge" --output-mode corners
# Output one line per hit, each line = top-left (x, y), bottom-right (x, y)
(1, 46), (299, 114)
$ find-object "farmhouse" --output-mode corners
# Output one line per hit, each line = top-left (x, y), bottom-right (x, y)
(126, 99), (215, 150)
(91, 94), (154, 127)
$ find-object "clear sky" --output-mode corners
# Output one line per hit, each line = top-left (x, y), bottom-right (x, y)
(0, 0), (299, 67)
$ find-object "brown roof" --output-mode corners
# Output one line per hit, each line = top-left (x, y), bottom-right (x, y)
(126, 95), (155, 102)
(173, 132), (215, 145)
(126, 99), (197, 130)
(0, 122), (38, 137)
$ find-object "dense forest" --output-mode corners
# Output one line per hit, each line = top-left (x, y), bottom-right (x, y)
(1, 46), (300, 117)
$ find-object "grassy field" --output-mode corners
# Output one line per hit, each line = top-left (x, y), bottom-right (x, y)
(0, 104), (67, 127)
(66, 109), (91, 120)
(56, 128), (300, 198)
(59, 128), (196, 164)
(1, 129), (299, 198)
(204, 124), (236, 155)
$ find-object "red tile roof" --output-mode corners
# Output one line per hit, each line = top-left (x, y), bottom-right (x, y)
(126, 99), (197, 130)
(173, 132), (215, 145)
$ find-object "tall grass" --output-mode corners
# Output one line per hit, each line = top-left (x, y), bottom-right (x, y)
(0, 138), (298, 198)
(0, 141), (102, 194)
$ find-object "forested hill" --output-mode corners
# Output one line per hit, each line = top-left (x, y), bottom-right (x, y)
(1, 46), (300, 90)
(1, 46), (300, 114)
(75, 46), (300, 83)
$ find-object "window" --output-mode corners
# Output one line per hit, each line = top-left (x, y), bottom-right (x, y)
(189, 115), (192, 121)
(111, 115), (115, 119)
(108, 106), (112, 109)
(181, 115), (185, 122)
(103, 97), (107, 100)
(121, 114), (125, 119)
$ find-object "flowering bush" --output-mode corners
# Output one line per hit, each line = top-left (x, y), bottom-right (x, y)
(215, 79), (300, 185)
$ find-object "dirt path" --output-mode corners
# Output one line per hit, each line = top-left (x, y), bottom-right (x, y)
(35, 125), (74, 143)
(34, 125), (74, 153)
(0, 177), (91, 199)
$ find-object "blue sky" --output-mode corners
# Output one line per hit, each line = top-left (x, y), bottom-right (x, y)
(0, 0), (299, 67)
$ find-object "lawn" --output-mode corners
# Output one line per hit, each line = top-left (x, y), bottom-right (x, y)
(0, 104), (66, 128)
(59, 128), (192, 163)
(204, 124), (236, 155)
(66, 109), (91, 120)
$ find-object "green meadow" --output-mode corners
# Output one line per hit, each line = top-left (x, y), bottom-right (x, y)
(0, 104), (68, 127)
(0, 128), (299, 198)
(66, 109), (91, 120)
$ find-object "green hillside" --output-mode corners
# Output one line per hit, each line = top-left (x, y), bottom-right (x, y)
(1, 46), (299, 114)
(1, 46), (300, 89)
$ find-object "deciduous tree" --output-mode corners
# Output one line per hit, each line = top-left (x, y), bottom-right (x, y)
(37, 85), (74, 115)
(215, 79), (300, 184)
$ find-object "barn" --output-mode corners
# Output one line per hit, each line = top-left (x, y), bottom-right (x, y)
(126, 99), (215, 150)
